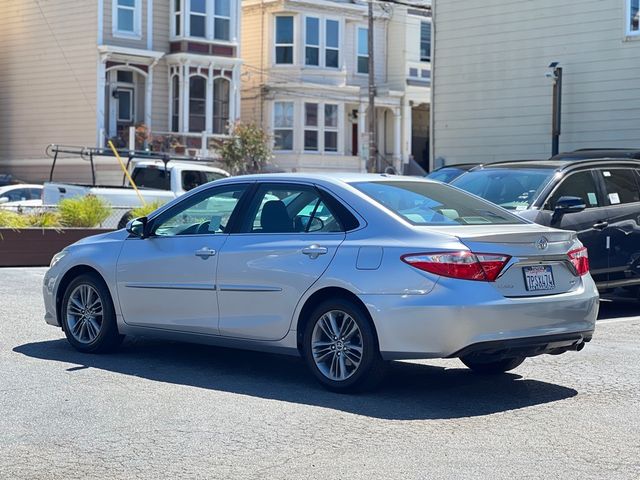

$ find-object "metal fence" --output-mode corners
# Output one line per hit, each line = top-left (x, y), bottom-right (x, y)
(2, 205), (134, 230)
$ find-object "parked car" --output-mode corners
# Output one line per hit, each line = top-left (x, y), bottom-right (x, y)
(426, 163), (480, 183)
(43, 174), (598, 392)
(551, 149), (640, 161)
(0, 184), (43, 208)
(451, 158), (640, 292)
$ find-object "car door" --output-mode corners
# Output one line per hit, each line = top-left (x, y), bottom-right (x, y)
(543, 169), (609, 284)
(596, 167), (640, 288)
(116, 183), (250, 334)
(216, 182), (346, 341)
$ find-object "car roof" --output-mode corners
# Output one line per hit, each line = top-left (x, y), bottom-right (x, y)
(217, 172), (437, 187)
(551, 149), (640, 160)
(0, 183), (42, 191)
(468, 158), (640, 172)
(433, 163), (480, 171)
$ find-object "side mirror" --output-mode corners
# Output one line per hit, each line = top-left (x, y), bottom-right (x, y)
(126, 217), (149, 238)
(0, 197), (8, 205)
(551, 196), (586, 224)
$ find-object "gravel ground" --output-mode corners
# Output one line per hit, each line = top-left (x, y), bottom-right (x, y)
(1, 267), (639, 479)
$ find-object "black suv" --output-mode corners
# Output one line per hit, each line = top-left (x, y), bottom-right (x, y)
(451, 158), (640, 292)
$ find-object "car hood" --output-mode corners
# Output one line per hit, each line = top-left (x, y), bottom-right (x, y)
(70, 229), (129, 248)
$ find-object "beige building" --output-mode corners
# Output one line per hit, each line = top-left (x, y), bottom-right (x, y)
(0, 0), (242, 181)
(241, 0), (431, 173)
(431, 0), (640, 169)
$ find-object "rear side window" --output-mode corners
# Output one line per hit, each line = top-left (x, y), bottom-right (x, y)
(547, 171), (601, 210)
(353, 181), (526, 225)
(132, 167), (171, 190)
(599, 169), (640, 205)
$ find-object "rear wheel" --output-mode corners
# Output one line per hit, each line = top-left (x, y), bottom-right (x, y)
(61, 273), (123, 353)
(461, 355), (525, 374)
(303, 299), (385, 393)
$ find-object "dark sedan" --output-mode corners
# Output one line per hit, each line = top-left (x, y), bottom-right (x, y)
(451, 158), (640, 293)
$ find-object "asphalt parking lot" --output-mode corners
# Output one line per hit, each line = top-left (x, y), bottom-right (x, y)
(1, 268), (639, 479)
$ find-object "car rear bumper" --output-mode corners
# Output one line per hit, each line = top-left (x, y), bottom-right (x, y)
(360, 275), (599, 360)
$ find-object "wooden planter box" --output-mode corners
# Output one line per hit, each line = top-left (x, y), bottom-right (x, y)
(0, 228), (113, 267)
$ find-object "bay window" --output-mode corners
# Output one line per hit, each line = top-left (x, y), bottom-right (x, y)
(357, 27), (369, 74)
(304, 103), (319, 151)
(189, 0), (207, 38)
(214, 0), (231, 41)
(324, 104), (338, 153)
(629, 0), (639, 34)
(305, 17), (320, 66)
(213, 78), (230, 134)
(325, 20), (340, 68)
(420, 21), (431, 62)
(113, 0), (141, 37)
(171, 75), (180, 132)
(189, 76), (207, 133)
(275, 16), (294, 64)
(172, 0), (234, 41)
(304, 17), (340, 68)
(174, 0), (183, 36)
(274, 102), (294, 150)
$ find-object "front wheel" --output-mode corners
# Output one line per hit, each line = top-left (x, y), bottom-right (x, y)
(61, 273), (123, 353)
(460, 355), (525, 374)
(302, 299), (385, 393)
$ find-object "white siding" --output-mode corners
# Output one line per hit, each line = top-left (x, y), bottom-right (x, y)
(433, 0), (640, 166)
(0, 0), (98, 173)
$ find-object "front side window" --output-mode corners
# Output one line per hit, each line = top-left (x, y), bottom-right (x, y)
(600, 169), (640, 205)
(243, 184), (343, 234)
(304, 103), (319, 151)
(629, 0), (639, 34)
(420, 21), (431, 62)
(275, 16), (294, 64)
(547, 171), (601, 210)
(154, 185), (248, 237)
(114, 0), (140, 36)
(354, 181), (526, 226)
(189, 0), (207, 38)
(213, 78), (230, 134)
(357, 27), (369, 74)
(189, 76), (207, 133)
(214, 0), (231, 40)
(274, 101), (294, 150)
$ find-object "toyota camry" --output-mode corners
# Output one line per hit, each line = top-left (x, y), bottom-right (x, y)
(43, 174), (599, 392)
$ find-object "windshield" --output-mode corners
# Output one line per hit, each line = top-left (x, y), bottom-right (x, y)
(451, 168), (555, 210)
(353, 181), (525, 226)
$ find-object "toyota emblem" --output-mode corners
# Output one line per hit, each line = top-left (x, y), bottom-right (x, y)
(536, 237), (549, 251)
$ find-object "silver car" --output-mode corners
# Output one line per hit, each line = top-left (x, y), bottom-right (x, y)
(43, 174), (599, 392)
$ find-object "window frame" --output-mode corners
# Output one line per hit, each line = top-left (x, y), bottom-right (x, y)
(304, 102), (320, 152)
(304, 16), (321, 67)
(212, 77), (231, 134)
(303, 15), (341, 69)
(171, 0), (235, 42)
(274, 15), (295, 65)
(597, 167), (640, 206)
(213, 0), (232, 41)
(356, 26), (369, 75)
(273, 101), (295, 152)
(188, 75), (208, 133)
(323, 103), (339, 153)
(543, 169), (605, 211)
(112, 0), (142, 39)
(420, 21), (431, 62)
(627, 0), (640, 36)
(188, 0), (208, 39)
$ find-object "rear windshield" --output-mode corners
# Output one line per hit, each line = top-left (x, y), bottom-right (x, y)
(352, 181), (525, 225)
(132, 167), (171, 190)
(451, 168), (555, 210)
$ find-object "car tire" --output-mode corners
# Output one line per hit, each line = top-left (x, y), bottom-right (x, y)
(61, 273), (123, 353)
(302, 298), (386, 393)
(460, 355), (525, 374)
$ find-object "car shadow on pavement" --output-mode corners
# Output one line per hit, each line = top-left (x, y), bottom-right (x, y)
(14, 338), (577, 421)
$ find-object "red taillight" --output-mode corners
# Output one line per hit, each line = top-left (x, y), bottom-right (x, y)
(401, 251), (511, 282)
(568, 247), (589, 276)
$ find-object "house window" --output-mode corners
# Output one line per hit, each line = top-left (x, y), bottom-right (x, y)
(305, 17), (320, 66)
(214, 0), (231, 41)
(189, 0), (207, 38)
(357, 27), (369, 74)
(275, 16), (294, 64)
(189, 76), (207, 133)
(304, 103), (319, 151)
(171, 75), (180, 132)
(213, 77), (230, 134)
(325, 20), (340, 68)
(420, 21), (431, 62)
(324, 104), (338, 153)
(114, 0), (140, 37)
(174, 0), (182, 36)
(630, 0), (640, 34)
(274, 101), (294, 150)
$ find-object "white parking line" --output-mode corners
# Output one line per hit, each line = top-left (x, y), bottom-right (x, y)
(598, 317), (640, 324)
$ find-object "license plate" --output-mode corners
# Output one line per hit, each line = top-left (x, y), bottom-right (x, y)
(523, 265), (556, 292)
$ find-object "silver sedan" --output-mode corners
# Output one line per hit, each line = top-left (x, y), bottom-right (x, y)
(43, 174), (599, 392)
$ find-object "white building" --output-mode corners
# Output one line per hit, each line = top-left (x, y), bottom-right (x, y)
(241, 0), (432, 173)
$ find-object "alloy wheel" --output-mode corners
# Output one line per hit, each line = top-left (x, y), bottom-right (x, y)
(66, 284), (104, 344)
(311, 310), (364, 381)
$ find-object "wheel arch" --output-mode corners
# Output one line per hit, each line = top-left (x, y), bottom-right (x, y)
(295, 286), (380, 353)
(55, 265), (108, 330)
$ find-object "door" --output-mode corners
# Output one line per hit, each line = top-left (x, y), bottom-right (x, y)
(596, 167), (640, 287)
(217, 183), (346, 341)
(545, 170), (609, 284)
(116, 183), (249, 334)
(116, 87), (134, 137)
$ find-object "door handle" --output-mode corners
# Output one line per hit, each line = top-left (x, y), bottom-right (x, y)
(302, 245), (328, 259)
(593, 221), (609, 231)
(195, 247), (217, 259)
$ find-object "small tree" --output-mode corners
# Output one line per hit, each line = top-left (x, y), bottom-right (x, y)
(219, 123), (272, 175)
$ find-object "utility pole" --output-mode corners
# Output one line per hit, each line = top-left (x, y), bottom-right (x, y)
(550, 64), (563, 157)
(367, 0), (377, 172)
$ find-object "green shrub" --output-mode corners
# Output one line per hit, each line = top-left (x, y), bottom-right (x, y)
(27, 211), (62, 228)
(0, 210), (30, 229)
(130, 201), (166, 219)
(58, 195), (111, 228)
